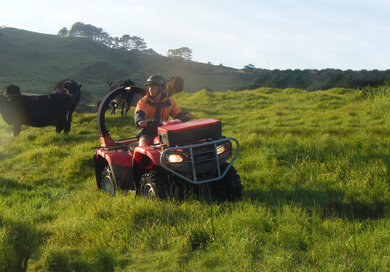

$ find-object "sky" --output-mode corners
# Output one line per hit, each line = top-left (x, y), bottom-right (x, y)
(1, 0), (390, 70)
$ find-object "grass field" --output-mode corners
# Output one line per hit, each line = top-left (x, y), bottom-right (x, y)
(0, 87), (390, 271)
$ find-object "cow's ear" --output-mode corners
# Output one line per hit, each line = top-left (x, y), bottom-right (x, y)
(78, 84), (82, 88)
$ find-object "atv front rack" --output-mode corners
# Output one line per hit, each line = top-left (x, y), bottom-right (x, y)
(160, 137), (240, 184)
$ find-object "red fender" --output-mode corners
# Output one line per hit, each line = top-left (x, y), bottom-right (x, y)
(96, 148), (133, 167)
(133, 146), (162, 170)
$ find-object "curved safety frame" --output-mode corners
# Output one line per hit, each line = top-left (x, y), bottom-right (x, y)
(96, 86), (146, 137)
(160, 137), (240, 184)
(97, 87), (125, 136)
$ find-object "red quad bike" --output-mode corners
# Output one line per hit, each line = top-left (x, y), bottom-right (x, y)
(94, 87), (242, 200)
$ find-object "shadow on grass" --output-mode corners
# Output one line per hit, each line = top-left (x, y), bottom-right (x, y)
(0, 151), (6, 162)
(0, 216), (46, 272)
(244, 188), (386, 220)
(0, 178), (33, 196)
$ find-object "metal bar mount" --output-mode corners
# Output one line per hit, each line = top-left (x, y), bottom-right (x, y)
(160, 137), (240, 184)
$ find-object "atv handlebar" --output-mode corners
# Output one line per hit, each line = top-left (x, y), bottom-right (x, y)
(146, 120), (164, 127)
(138, 119), (183, 128)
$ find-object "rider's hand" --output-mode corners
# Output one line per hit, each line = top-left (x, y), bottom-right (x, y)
(147, 120), (163, 127)
(137, 120), (148, 128)
(137, 120), (163, 127)
(185, 113), (194, 120)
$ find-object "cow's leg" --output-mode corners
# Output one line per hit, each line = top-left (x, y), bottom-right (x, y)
(110, 101), (116, 115)
(124, 102), (130, 115)
(64, 109), (73, 133)
(65, 106), (74, 133)
(121, 100), (125, 115)
(64, 121), (71, 133)
(95, 100), (101, 112)
(125, 93), (134, 115)
(56, 109), (71, 134)
(13, 123), (22, 137)
(56, 124), (63, 134)
(64, 124), (70, 134)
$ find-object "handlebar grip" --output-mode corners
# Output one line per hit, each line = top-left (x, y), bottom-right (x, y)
(146, 120), (163, 127)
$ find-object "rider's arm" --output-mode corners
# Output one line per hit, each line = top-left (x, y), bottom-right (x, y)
(170, 99), (181, 118)
(134, 99), (147, 127)
(135, 111), (147, 127)
(170, 99), (194, 121)
(176, 112), (194, 122)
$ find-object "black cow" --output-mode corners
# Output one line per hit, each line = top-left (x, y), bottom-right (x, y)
(107, 78), (146, 115)
(2, 84), (21, 96)
(0, 94), (72, 136)
(52, 79), (82, 131)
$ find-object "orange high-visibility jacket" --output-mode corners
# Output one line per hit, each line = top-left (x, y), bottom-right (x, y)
(134, 92), (182, 124)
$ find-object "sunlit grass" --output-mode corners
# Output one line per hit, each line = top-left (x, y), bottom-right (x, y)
(1, 87), (390, 271)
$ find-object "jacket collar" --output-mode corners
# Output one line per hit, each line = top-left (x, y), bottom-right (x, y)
(146, 91), (168, 103)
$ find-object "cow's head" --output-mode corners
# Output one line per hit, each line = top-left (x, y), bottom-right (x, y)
(108, 78), (135, 91)
(63, 80), (82, 96)
(121, 78), (136, 87)
(3, 84), (21, 96)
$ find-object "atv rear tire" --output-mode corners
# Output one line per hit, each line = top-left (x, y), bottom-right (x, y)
(211, 164), (242, 201)
(100, 166), (117, 196)
(139, 169), (170, 200)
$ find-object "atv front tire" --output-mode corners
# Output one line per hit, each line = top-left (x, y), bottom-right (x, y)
(100, 166), (117, 196)
(211, 164), (242, 201)
(139, 169), (170, 200)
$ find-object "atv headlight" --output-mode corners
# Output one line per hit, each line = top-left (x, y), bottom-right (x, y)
(167, 154), (184, 163)
(217, 144), (225, 155)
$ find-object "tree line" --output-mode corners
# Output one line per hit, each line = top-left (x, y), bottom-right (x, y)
(58, 22), (192, 60)
(245, 68), (390, 91)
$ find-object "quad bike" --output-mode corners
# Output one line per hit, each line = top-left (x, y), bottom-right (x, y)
(94, 86), (242, 200)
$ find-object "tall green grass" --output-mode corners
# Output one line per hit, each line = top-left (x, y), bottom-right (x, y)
(361, 83), (390, 119)
(0, 87), (390, 271)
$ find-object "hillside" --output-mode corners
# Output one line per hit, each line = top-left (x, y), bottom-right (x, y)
(0, 87), (390, 270)
(0, 27), (252, 98)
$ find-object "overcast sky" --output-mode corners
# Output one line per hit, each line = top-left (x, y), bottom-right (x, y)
(2, 0), (390, 70)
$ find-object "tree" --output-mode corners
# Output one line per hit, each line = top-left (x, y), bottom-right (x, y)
(120, 34), (132, 50)
(59, 22), (153, 52)
(69, 22), (85, 37)
(112, 37), (121, 49)
(82, 24), (102, 40)
(243, 64), (255, 70)
(57, 27), (68, 36)
(142, 48), (159, 55)
(68, 22), (104, 41)
(130, 36), (147, 51)
(99, 31), (112, 46)
(167, 47), (192, 60)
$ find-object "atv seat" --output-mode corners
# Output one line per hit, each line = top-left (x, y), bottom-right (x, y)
(126, 141), (138, 154)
